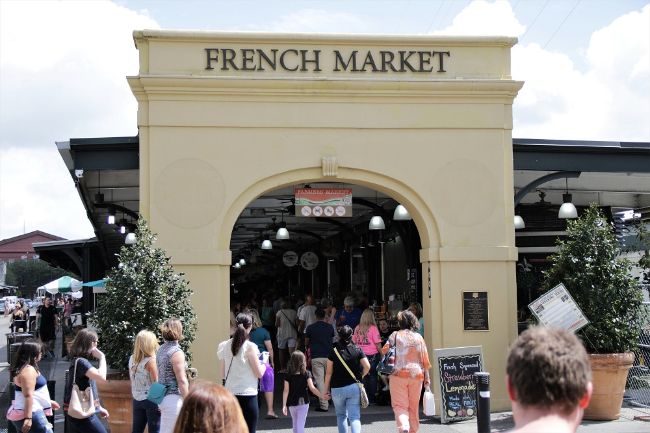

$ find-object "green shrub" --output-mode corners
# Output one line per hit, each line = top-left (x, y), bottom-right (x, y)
(542, 204), (645, 353)
(91, 218), (197, 370)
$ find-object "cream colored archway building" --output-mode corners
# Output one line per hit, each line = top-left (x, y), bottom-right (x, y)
(129, 30), (523, 411)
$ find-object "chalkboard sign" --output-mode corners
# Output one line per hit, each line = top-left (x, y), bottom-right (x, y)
(463, 291), (489, 331)
(434, 346), (483, 424)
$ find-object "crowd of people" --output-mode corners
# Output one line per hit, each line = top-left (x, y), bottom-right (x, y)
(5, 291), (594, 433)
(219, 293), (432, 433)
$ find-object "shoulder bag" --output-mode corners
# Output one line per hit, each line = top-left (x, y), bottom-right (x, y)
(222, 349), (235, 386)
(68, 358), (95, 419)
(146, 382), (169, 405)
(333, 347), (369, 409)
(377, 332), (398, 376)
(281, 310), (299, 333)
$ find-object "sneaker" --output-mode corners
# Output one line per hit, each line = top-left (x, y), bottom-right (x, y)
(315, 407), (329, 412)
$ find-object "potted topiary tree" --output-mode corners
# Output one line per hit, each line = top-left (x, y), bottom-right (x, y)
(91, 218), (197, 433)
(542, 204), (646, 420)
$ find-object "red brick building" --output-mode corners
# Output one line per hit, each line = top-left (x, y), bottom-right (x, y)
(0, 231), (65, 286)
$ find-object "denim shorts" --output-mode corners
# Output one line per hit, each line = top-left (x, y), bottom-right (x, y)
(11, 409), (53, 433)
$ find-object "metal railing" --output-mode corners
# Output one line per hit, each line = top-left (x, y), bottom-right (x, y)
(625, 300), (650, 409)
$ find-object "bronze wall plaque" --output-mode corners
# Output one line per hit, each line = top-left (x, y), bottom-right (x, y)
(463, 291), (489, 331)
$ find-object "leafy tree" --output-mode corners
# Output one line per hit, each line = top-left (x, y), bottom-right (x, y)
(91, 219), (197, 370)
(5, 259), (73, 298)
(542, 204), (646, 353)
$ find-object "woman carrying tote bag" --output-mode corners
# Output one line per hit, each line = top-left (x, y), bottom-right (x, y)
(63, 329), (110, 433)
(381, 310), (431, 433)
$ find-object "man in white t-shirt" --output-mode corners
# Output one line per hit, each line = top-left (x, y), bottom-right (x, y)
(297, 295), (317, 333)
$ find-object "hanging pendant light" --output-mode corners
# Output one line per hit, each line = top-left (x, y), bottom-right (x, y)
(369, 192), (386, 230)
(369, 215), (386, 230)
(261, 234), (273, 250)
(276, 211), (290, 240)
(125, 233), (137, 245)
(558, 178), (578, 219)
(239, 258), (246, 266)
(234, 262), (241, 269)
(107, 206), (115, 225)
(393, 204), (412, 221)
(118, 217), (127, 234)
(276, 225), (290, 240)
(514, 215), (525, 230)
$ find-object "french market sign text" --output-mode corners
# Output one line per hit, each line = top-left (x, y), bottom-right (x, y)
(205, 48), (450, 73)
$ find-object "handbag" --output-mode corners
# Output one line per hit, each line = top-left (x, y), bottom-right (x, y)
(146, 382), (169, 405)
(423, 386), (436, 416)
(377, 332), (398, 376)
(333, 347), (369, 409)
(68, 358), (96, 419)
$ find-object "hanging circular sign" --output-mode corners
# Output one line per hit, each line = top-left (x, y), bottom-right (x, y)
(283, 251), (299, 267)
(300, 252), (319, 270)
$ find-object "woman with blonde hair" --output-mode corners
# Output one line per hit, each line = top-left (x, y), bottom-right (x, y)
(129, 330), (161, 433)
(352, 308), (381, 405)
(157, 318), (189, 433)
(173, 382), (247, 433)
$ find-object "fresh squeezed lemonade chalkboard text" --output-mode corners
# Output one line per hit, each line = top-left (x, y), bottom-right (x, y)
(434, 346), (483, 424)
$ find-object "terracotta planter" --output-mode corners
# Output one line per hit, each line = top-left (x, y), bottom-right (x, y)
(97, 377), (133, 433)
(583, 352), (634, 421)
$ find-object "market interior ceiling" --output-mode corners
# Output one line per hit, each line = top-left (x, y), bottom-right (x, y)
(54, 137), (650, 271)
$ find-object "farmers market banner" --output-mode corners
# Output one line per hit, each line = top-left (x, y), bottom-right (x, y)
(295, 188), (352, 218)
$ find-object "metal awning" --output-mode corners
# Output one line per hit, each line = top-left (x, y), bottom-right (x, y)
(53, 135), (650, 270)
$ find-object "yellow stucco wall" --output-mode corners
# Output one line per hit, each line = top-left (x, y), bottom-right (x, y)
(129, 30), (522, 411)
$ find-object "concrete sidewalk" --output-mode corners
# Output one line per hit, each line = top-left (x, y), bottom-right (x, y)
(255, 405), (650, 433)
(1, 313), (649, 432)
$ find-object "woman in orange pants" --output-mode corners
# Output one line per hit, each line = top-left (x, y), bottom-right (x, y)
(381, 310), (431, 433)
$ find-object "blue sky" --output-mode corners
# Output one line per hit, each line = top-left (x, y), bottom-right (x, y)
(0, 0), (648, 241)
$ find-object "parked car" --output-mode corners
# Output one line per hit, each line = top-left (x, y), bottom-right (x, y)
(0, 300), (5, 315)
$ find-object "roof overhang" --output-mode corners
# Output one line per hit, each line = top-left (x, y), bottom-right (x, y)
(52, 135), (649, 271)
(33, 238), (106, 278)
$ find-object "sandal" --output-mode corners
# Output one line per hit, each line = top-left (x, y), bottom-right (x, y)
(265, 414), (279, 419)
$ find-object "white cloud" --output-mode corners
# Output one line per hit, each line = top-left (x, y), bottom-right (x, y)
(431, 0), (525, 36)
(0, 146), (93, 240)
(513, 4), (650, 141)
(266, 9), (370, 34)
(428, 0), (649, 141)
(0, 0), (159, 240)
